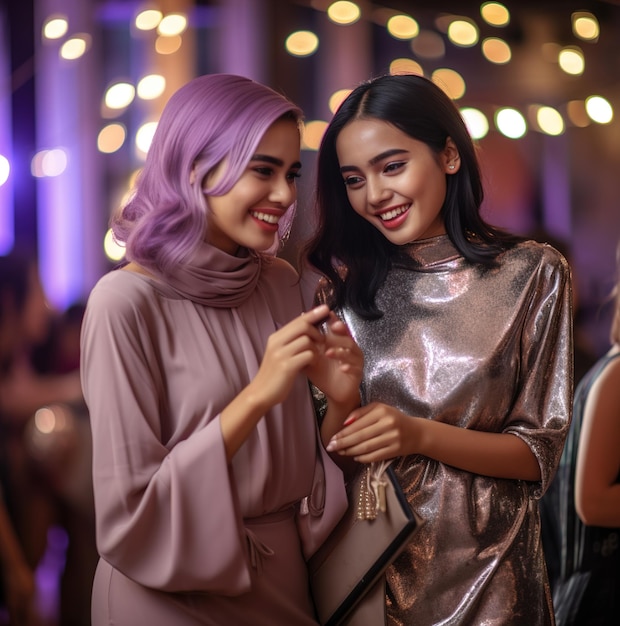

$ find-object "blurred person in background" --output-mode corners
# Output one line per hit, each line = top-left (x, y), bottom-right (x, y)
(530, 230), (598, 594)
(0, 251), (37, 622)
(551, 241), (620, 625)
(0, 250), (86, 625)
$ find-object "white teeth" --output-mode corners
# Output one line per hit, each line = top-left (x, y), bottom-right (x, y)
(252, 211), (280, 224)
(379, 205), (408, 221)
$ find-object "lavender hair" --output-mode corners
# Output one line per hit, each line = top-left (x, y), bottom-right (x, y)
(113, 74), (303, 274)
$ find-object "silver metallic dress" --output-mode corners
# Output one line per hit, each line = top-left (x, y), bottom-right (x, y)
(336, 235), (573, 625)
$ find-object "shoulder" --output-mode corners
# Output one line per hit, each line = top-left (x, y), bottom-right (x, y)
(502, 239), (571, 283)
(509, 239), (569, 268)
(590, 352), (620, 397)
(260, 254), (300, 285)
(84, 269), (160, 328)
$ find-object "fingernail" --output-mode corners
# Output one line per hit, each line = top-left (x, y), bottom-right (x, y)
(326, 439), (337, 452)
(343, 415), (356, 426)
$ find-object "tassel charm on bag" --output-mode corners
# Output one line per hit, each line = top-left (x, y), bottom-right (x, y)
(356, 464), (377, 520)
(309, 460), (417, 625)
(357, 461), (391, 520)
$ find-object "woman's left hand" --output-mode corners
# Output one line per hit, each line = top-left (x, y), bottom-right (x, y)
(325, 402), (417, 462)
(305, 313), (363, 409)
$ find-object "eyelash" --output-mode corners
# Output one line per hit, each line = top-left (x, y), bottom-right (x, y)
(343, 162), (406, 187)
(343, 176), (363, 187)
(385, 161), (406, 173)
(254, 167), (301, 181)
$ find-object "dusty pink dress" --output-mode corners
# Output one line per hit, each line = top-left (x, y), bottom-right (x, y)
(80, 243), (346, 626)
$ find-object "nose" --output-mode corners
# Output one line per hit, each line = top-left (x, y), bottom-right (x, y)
(268, 175), (296, 207)
(366, 176), (391, 207)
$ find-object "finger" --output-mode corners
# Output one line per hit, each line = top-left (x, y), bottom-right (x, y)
(352, 446), (396, 463)
(272, 314), (326, 348)
(303, 304), (331, 328)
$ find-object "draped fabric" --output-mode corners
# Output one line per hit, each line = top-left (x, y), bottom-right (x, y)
(81, 244), (346, 625)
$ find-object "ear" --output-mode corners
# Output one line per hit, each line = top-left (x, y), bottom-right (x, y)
(442, 137), (461, 174)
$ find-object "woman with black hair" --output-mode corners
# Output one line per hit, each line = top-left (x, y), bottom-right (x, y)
(305, 73), (573, 624)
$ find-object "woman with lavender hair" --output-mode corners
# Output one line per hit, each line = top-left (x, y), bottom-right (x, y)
(80, 74), (361, 625)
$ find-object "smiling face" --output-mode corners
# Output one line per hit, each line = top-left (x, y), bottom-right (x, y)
(203, 117), (302, 255)
(335, 118), (459, 246)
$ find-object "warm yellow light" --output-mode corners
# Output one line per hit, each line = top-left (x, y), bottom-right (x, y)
(135, 9), (163, 31)
(558, 47), (585, 75)
(535, 106), (564, 136)
(447, 19), (479, 47)
(285, 31), (319, 57)
(432, 68), (466, 100)
(155, 35), (182, 55)
(43, 16), (68, 40)
(104, 229), (126, 262)
(387, 15), (419, 40)
(98, 124), (127, 154)
(105, 82), (136, 110)
(157, 13), (187, 36)
(327, 2), (361, 25)
(328, 89), (352, 114)
(460, 108), (489, 140)
(136, 122), (159, 155)
(495, 108), (527, 139)
(389, 58), (424, 76)
(302, 121), (328, 151)
(572, 12), (599, 41)
(60, 35), (90, 60)
(585, 95), (613, 124)
(137, 74), (166, 100)
(480, 3), (510, 27)
(481, 37), (511, 64)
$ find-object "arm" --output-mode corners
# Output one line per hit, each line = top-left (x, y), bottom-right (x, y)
(82, 279), (334, 593)
(326, 403), (541, 480)
(327, 246), (573, 485)
(305, 314), (363, 447)
(575, 355), (620, 526)
(82, 284), (250, 594)
(219, 305), (340, 460)
(0, 497), (35, 624)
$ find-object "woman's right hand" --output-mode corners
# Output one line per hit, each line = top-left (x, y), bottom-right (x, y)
(248, 305), (330, 409)
(219, 305), (330, 460)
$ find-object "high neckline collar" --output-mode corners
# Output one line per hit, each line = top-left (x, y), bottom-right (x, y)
(156, 241), (262, 308)
(397, 234), (462, 269)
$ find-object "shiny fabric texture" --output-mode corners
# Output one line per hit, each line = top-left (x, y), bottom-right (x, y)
(334, 235), (573, 626)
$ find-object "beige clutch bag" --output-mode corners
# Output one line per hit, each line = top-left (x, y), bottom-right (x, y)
(308, 462), (417, 625)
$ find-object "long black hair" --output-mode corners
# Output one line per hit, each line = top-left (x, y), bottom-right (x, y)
(304, 73), (521, 319)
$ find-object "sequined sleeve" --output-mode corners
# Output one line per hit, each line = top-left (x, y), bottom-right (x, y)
(503, 246), (573, 498)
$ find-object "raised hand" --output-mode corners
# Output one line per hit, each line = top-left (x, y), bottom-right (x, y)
(220, 305), (332, 460)
(306, 313), (363, 409)
(248, 305), (331, 410)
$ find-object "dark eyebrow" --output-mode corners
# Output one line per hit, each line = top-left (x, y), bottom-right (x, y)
(340, 148), (410, 173)
(251, 154), (302, 169)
